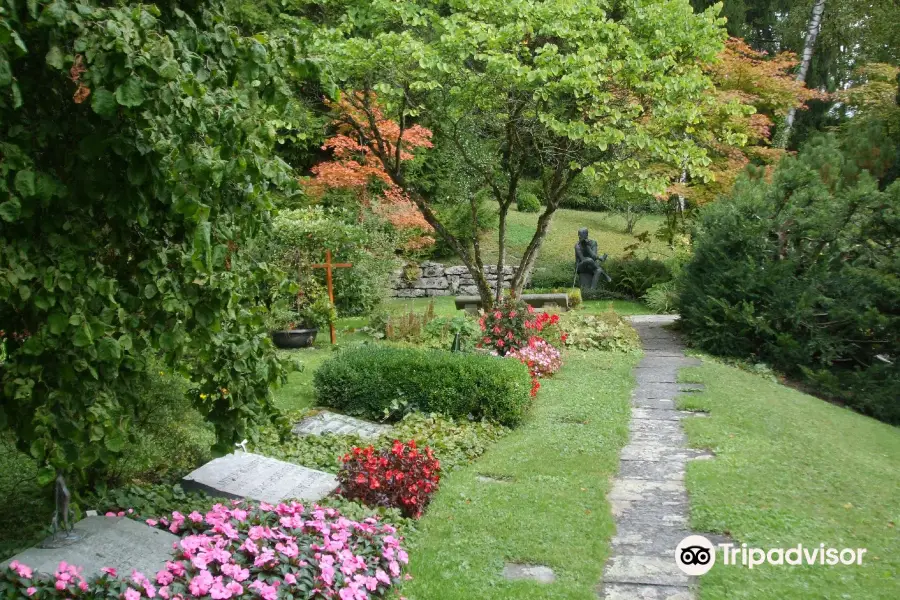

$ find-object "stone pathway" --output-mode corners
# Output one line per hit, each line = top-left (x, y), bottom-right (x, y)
(598, 315), (706, 600)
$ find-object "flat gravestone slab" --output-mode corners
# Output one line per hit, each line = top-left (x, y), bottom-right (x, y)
(292, 411), (391, 439)
(1, 517), (177, 578)
(503, 563), (556, 583)
(182, 452), (337, 504)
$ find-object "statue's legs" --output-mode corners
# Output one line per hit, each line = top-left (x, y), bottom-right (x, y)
(590, 268), (602, 290)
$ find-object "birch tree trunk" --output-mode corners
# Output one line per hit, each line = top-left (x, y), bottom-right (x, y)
(778, 0), (827, 147)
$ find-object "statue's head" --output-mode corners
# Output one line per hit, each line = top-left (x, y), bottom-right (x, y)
(578, 227), (588, 241)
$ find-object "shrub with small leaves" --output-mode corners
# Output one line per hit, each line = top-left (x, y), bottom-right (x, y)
(314, 346), (532, 426)
(516, 191), (541, 213)
(338, 440), (441, 518)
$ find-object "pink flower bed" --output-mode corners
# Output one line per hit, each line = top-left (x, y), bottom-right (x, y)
(506, 338), (563, 379)
(0, 502), (408, 599)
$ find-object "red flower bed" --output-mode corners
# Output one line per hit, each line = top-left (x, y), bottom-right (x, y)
(338, 440), (441, 519)
(478, 296), (566, 357)
(477, 297), (567, 396)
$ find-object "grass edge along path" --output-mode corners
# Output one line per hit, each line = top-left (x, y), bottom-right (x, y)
(401, 350), (640, 599)
(677, 360), (900, 599)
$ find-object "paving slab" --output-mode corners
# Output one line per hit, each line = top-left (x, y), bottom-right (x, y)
(618, 459), (687, 482)
(620, 443), (709, 462)
(632, 408), (691, 421)
(1, 517), (178, 578)
(611, 521), (694, 556)
(603, 556), (691, 587)
(629, 418), (684, 435)
(632, 397), (678, 409)
(629, 429), (687, 446)
(635, 357), (702, 369)
(627, 315), (680, 324)
(599, 583), (693, 600)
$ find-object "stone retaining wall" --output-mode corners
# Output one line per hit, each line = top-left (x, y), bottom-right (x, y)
(390, 262), (518, 297)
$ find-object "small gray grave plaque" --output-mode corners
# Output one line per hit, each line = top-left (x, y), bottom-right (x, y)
(1, 517), (178, 578)
(182, 452), (338, 504)
(292, 411), (392, 439)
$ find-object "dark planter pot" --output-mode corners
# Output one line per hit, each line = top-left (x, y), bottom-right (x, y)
(272, 328), (318, 349)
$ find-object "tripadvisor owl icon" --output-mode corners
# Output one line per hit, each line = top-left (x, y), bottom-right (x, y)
(676, 535), (716, 575)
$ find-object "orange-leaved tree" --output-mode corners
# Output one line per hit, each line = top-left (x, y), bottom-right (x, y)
(677, 37), (826, 205)
(305, 93), (435, 250)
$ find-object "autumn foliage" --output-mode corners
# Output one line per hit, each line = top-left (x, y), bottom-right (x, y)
(306, 92), (435, 248)
(675, 38), (827, 204)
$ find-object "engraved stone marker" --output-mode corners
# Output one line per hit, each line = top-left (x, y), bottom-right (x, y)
(292, 410), (391, 439)
(181, 452), (338, 504)
(1, 517), (178, 578)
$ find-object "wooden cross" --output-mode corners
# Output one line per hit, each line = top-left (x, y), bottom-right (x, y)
(309, 249), (352, 344)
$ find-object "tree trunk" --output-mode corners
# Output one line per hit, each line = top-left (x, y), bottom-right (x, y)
(495, 206), (508, 303)
(511, 207), (557, 295)
(778, 0), (826, 147)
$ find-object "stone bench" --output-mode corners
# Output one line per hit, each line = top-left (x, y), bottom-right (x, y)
(455, 293), (569, 313)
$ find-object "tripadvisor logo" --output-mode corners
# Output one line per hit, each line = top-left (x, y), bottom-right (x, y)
(675, 535), (716, 575)
(676, 536), (868, 575)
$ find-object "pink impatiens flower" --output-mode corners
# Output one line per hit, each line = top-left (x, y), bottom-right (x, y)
(125, 589), (142, 600)
(9, 560), (32, 579)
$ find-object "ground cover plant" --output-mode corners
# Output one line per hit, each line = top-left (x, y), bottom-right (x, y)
(676, 360), (900, 599)
(0, 0), (318, 495)
(560, 312), (642, 353)
(255, 412), (508, 475)
(314, 346), (532, 426)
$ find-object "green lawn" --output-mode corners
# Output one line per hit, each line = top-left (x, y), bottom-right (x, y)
(479, 207), (668, 266)
(677, 361), (900, 599)
(401, 350), (639, 599)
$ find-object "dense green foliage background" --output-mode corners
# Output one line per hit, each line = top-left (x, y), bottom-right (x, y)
(680, 134), (900, 423)
(0, 0), (320, 484)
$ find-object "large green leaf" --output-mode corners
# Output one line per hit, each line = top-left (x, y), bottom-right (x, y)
(0, 199), (21, 222)
(115, 77), (145, 108)
(14, 170), (36, 197)
(91, 88), (117, 117)
(48, 312), (68, 334)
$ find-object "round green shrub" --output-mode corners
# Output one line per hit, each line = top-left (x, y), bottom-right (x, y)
(314, 346), (533, 426)
(517, 192), (541, 213)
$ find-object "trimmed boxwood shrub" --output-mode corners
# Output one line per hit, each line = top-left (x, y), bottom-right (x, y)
(314, 346), (533, 426)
